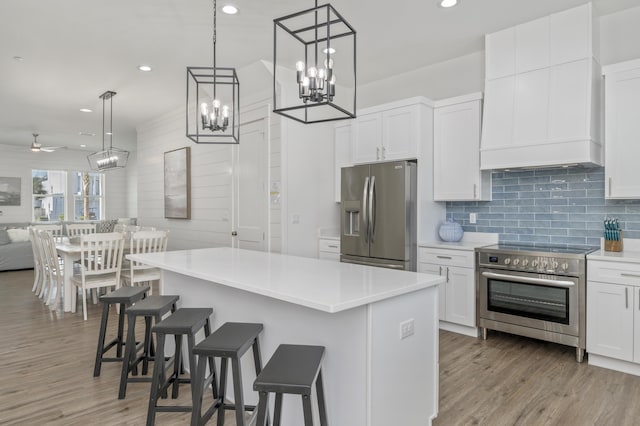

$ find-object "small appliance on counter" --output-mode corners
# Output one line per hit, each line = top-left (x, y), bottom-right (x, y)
(340, 160), (417, 271)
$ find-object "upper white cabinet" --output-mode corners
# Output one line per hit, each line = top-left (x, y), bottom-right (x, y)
(433, 93), (491, 201)
(352, 102), (421, 164)
(334, 122), (353, 203)
(603, 59), (640, 199)
(481, 3), (602, 170)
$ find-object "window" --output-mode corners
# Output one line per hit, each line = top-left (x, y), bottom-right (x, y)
(73, 171), (104, 220)
(32, 170), (66, 222)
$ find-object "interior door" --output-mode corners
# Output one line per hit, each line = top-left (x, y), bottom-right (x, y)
(232, 118), (268, 251)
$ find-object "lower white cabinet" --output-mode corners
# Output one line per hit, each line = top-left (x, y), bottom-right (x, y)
(587, 259), (640, 374)
(318, 238), (340, 261)
(418, 247), (476, 334)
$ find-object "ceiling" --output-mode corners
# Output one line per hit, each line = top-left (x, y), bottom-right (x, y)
(0, 0), (638, 153)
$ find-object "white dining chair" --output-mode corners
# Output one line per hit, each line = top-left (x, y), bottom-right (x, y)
(120, 230), (168, 296)
(32, 224), (64, 238)
(39, 230), (64, 308)
(66, 223), (97, 237)
(28, 228), (45, 295)
(71, 232), (125, 320)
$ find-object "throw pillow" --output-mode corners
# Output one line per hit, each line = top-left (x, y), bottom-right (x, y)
(96, 219), (118, 233)
(7, 228), (30, 243)
(0, 229), (10, 245)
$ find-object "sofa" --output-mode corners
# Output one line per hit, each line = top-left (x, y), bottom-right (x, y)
(0, 218), (136, 272)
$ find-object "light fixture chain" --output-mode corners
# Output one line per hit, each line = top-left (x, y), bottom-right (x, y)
(212, 0), (217, 99)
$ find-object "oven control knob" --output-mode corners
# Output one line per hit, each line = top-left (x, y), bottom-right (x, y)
(512, 258), (520, 266)
(561, 262), (569, 270)
(531, 260), (538, 267)
(541, 260), (548, 268)
(504, 258), (511, 265)
(521, 259), (529, 267)
(551, 261), (559, 269)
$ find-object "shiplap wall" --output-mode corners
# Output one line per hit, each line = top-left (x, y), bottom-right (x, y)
(136, 107), (234, 251)
(0, 143), (130, 223)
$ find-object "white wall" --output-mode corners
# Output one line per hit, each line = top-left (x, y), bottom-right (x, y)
(600, 5), (640, 66)
(0, 143), (129, 223)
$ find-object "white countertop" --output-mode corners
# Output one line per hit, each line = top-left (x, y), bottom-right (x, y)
(128, 247), (444, 314)
(419, 232), (499, 251)
(588, 249), (640, 264)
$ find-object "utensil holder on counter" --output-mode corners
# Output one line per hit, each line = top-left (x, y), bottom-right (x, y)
(604, 230), (623, 252)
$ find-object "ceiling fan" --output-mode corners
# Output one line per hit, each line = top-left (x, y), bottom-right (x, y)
(30, 133), (64, 153)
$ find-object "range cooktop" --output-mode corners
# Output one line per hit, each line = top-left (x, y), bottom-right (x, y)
(479, 243), (598, 256)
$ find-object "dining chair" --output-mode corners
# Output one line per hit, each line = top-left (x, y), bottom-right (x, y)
(71, 232), (126, 320)
(121, 230), (168, 296)
(66, 223), (97, 237)
(32, 224), (64, 238)
(39, 230), (65, 308)
(28, 228), (45, 295)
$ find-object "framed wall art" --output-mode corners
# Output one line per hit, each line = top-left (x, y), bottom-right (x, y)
(0, 177), (21, 206)
(164, 147), (191, 219)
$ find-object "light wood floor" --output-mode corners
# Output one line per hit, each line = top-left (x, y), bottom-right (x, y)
(2, 269), (640, 425)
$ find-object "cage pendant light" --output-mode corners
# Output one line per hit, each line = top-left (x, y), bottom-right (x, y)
(87, 91), (129, 171)
(186, 0), (240, 144)
(273, 0), (356, 124)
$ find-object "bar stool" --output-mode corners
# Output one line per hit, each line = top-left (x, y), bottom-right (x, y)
(191, 322), (265, 426)
(146, 307), (214, 426)
(94, 285), (149, 377)
(254, 345), (327, 426)
(118, 295), (180, 399)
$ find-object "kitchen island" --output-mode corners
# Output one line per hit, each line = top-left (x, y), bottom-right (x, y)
(128, 247), (443, 426)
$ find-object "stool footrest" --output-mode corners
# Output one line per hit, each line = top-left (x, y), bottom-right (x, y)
(153, 405), (193, 413)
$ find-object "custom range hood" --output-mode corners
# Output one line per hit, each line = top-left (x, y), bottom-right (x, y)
(479, 3), (603, 170)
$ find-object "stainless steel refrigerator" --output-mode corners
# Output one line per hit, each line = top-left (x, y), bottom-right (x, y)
(340, 160), (417, 271)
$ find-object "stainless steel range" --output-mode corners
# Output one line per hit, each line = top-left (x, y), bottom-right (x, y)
(476, 244), (596, 362)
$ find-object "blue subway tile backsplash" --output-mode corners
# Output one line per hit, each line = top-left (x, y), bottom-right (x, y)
(446, 166), (640, 248)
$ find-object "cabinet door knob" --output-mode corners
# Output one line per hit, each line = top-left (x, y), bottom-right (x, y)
(376, 147), (380, 160)
(231, 231), (238, 236)
(625, 287), (629, 309)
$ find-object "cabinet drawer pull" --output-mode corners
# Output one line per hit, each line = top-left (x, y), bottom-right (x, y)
(436, 255), (452, 260)
(608, 177), (612, 197)
(439, 266), (443, 276)
(327, 245), (338, 248)
(446, 266), (450, 283)
(626, 287), (629, 309)
(473, 184), (477, 199)
(621, 273), (640, 279)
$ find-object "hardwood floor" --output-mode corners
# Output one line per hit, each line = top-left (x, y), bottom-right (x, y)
(2, 268), (640, 425)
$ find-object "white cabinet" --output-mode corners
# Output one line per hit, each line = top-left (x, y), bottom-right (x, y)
(433, 93), (491, 201)
(334, 122), (353, 203)
(318, 238), (340, 261)
(587, 259), (640, 373)
(418, 247), (476, 334)
(603, 59), (640, 199)
(352, 103), (419, 164)
(481, 3), (602, 169)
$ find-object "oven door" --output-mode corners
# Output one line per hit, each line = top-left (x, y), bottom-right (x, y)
(478, 268), (579, 337)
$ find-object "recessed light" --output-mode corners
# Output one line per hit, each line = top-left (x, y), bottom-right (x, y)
(79, 132), (95, 137)
(222, 4), (238, 14)
(12, 56), (24, 62)
(105, 132), (113, 136)
(80, 108), (93, 113)
(138, 65), (152, 72)
(440, 0), (458, 7)
(323, 47), (336, 55)
(80, 144), (87, 148)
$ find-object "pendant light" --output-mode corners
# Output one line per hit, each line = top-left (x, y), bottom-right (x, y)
(186, 0), (240, 144)
(273, 0), (356, 124)
(87, 91), (129, 171)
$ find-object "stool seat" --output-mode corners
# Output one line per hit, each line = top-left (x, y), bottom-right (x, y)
(128, 295), (180, 317)
(194, 322), (263, 357)
(254, 345), (327, 426)
(99, 285), (149, 304)
(152, 308), (213, 335)
(118, 295), (180, 399)
(94, 285), (150, 377)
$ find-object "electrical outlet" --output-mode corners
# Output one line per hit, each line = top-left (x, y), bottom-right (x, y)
(469, 212), (477, 224)
(400, 319), (415, 340)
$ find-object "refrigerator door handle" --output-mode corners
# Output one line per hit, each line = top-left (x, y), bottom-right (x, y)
(369, 175), (376, 242)
(362, 176), (370, 243)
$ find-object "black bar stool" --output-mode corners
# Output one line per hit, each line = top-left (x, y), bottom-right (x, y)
(94, 285), (149, 377)
(254, 344), (327, 426)
(146, 307), (214, 426)
(118, 294), (180, 399)
(191, 322), (265, 426)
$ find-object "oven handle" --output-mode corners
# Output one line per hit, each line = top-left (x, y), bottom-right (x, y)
(481, 271), (575, 288)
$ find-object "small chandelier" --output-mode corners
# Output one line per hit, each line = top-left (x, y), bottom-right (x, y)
(87, 91), (129, 171)
(186, 0), (239, 144)
(273, 0), (356, 124)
